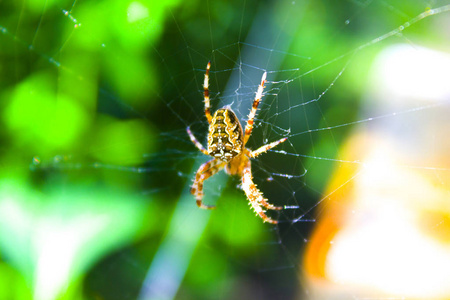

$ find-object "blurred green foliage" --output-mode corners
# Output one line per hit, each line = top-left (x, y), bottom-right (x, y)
(0, 0), (182, 298)
(0, 179), (148, 300)
(4, 71), (88, 153)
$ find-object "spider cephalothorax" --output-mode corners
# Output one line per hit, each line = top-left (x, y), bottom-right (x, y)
(187, 62), (287, 224)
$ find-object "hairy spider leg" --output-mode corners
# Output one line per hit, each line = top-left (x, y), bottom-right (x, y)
(249, 137), (287, 158)
(191, 158), (226, 209)
(187, 126), (208, 155)
(243, 163), (283, 211)
(241, 162), (280, 224)
(204, 61), (212, 124)
(243, 71), (267, 145)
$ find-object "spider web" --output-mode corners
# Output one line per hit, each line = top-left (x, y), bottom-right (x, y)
(1, 0), (450, 299)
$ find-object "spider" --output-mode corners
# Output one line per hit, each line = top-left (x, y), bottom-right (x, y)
(187, 62), (287, 224)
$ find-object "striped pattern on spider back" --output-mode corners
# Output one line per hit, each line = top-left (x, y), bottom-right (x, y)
(207, 108), (243, 162)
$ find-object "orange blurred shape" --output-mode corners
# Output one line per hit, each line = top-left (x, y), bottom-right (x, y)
(302, 44), (450, 299)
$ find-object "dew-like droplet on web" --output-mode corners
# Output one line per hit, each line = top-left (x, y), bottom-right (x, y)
(32, 156), (41, 165)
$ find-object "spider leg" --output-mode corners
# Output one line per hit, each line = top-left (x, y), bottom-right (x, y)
(243, 71), (267, 145)
(191, 158), (226, 209)
(249, 137), (287, 158)
(204, 61), (212, 124)
(241, 163), (281, 224)
(187, 126), (208, 155)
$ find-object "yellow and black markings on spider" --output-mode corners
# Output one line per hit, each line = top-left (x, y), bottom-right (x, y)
(187, 62), (287, 224)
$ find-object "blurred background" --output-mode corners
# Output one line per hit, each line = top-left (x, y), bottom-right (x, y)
(0, 0), (449, 299)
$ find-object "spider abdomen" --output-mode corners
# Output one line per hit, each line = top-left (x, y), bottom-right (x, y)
(207, 108), (243, 162)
